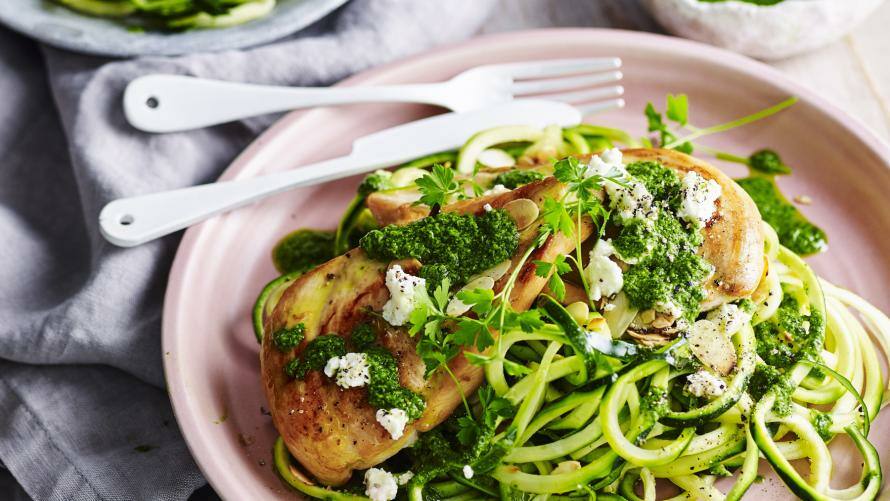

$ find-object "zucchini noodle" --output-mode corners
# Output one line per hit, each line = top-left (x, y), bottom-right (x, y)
(267, 122), (890, 501)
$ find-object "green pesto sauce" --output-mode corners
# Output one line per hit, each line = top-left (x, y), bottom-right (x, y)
(272, 229), (335, 275)
(284, 334), (346, 379)
(364, 346), (425, 420)
(350, 323), (376, 351)
(735, 177), (827, 256)
(612, 162), (711, 319)
(492, 169), (545, 189)
(626, 161), (682, 207)
(749, 364), (793, 416)
(754, 288), (825, 369)
(811, 410), (834, 441)
(272, 323), (305, 352)
(359, 210), (519, 289)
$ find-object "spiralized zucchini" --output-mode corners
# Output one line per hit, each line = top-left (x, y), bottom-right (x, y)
(53, 0), (275, 30)
(268, 123), (890, 501)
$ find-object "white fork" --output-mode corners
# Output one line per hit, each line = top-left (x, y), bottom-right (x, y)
(123, 58), (624, 133)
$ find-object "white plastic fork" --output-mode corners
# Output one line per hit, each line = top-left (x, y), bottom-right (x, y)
(123, 57), (624, 133)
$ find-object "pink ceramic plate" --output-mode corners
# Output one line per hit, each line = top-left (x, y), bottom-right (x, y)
(162, 29), (890, 499)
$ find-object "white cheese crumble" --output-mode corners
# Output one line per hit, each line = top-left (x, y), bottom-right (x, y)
(584, 239), (624, 302)
(364, 468), (398, 501)
(585, 148), (656, 222)
(483, 184), (510, 196)
(382, 265), (426, 327)
(655, 300), (683, 319)
(396, 471), (414, 486)
(462, 465), (474, 479)
(323, 352), (370, 389)
(375, 408), (409, 440)
(678, 171), (722, 228)
(483, 203), (494, 212)
(685, 370), (727, 398)
(706, 303), (751, 336)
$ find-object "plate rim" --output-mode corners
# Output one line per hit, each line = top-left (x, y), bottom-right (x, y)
(161, 27), (890, 498)
(0, 0), (347, 57)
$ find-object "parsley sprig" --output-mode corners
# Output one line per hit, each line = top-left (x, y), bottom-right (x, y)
(646, 93), (797, 153)
(536, 156), (623, 300)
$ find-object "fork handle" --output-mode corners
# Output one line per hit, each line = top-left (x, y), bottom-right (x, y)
(123, 75), (455, 133)
(99, 153), (379, 247)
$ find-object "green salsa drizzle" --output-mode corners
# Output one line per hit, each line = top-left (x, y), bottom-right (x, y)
(284, 334), (346, 379)
(754, 288), (825, 369)
(364, 346), (426, 420)
(749, 364), (793, 416)
(811, 410), (834, 441)
(272, 229), (336, 275)
(736, 177), (827, 256)
(492, 169), (545, 189)
(350, 323), (377, 351)
(272, 323), (305, 352)
(611, 161), (712, 319)
(359, 210), (519, 290)
(730, 148), (827, 256)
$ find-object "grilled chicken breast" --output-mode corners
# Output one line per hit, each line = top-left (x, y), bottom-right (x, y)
(261, 178), (589, 485)
(619, 148), (765, 309)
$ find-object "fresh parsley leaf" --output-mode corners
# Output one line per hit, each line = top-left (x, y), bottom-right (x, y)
(451, 318), (495, 351)
(415, 164), (460, 208)
(541, 198), (574, 237)
(433, 277), (452, 311)
(666, 93), (688, 126)
(456, 288), (495, 316)
(547, 274), (566, 301)
(503, 309), (545, 333)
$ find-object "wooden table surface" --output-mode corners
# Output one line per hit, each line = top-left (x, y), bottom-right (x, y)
(483, 0), (890, 143)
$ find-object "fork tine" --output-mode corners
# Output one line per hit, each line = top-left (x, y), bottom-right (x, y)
(576, 98), (625, 117)
(511, 71), (623, 96)
(496, 57), (621, 80)
(540, 85), (624, 104)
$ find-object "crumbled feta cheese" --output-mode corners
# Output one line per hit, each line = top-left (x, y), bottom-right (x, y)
(585, 148), (626, 178)
(483, 203), (494, 212)
(706, 303), (751, 336)
(608, 181), (656, 222)
(375, 408), (409, 440)
(551, 460), (582, 475)
(324, 352), (370, 388)
(678, 171), (722, 228)
(584, 148), (656, 222)
(462, 465), (474, 479)
(584, 239), (624, 301)
(655, 300), (683, 319)
(483, 184), (510, 196)
(603, 302), (616, 312)
(364, 468), (398, 501)
(396, 471), (414, 486)
(382, 265), (426, 327)
(685, 370), (727, 398)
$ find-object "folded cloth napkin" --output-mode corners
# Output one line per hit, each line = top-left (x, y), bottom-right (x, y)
(0, 1), (496, 498)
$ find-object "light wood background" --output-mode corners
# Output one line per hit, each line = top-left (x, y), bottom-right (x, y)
(482, 0), (890, 143)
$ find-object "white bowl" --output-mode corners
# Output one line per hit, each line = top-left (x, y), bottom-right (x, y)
(643, 0), (885, 60)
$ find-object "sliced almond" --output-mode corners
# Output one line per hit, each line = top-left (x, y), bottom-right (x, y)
(502, 198), (539, 231)
(469, 259), (512, 283)
(446, 276), (496, 316)
(687, 319), (737, 376)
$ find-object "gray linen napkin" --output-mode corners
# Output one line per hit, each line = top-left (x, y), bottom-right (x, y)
(0, 1), (496, 498)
